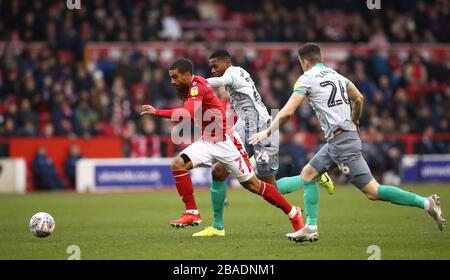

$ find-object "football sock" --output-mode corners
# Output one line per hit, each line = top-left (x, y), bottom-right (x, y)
(377, 185), (426, 209)
(304, 180), (319, 225)
(210, 180), (227, 230)
(276, 175), (306, 194)
(287, 207), (298, 218)
(172, 170), (197, 210)
(258, 181), (293, 214)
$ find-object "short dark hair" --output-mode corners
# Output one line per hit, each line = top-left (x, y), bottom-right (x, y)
(169, 58), (193, 74)
(209, 49), (231, 60)
(298, 43), (322, 64)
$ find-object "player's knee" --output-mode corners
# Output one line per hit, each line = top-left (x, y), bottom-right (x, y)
(300, 166), (316, 182)
(171, 156), (188, 170)
(212, 164), (229, 181)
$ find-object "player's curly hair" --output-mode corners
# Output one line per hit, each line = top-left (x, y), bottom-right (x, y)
(209, 50), (231, 60)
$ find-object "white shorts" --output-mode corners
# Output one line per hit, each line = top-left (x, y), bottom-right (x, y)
(180, 132), (254, 182)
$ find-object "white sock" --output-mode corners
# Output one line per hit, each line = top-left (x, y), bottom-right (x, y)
(287, 207), (297, 219)
(186, 209), (199, 215)
(424, 199), (430, 211)
(306, 224), (318, 230)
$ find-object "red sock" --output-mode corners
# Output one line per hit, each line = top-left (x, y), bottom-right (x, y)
(172, 170), (197, 210)
(258, 181), (293, 214)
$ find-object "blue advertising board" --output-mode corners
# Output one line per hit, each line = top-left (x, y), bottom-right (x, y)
(94, 164), (213, 188)
(401, 155), (450, 182)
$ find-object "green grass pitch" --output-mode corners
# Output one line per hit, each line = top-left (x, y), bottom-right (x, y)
(0, 184), (449, 260)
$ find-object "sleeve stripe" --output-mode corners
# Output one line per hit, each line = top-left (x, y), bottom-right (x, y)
(294, 89), (306, 95)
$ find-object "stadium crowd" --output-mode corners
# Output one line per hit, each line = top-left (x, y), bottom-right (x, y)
(1, 0), (449, 44)
(0, 0), (449, 185)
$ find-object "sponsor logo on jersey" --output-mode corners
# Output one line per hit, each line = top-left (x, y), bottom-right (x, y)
(190, 86), (199, 96)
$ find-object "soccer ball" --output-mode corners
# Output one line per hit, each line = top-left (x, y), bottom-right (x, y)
(29, 212), (55, 238)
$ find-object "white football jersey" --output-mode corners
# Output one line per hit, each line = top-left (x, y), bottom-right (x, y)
(222, 66), (272, 134)
(293, 63), (357, 141)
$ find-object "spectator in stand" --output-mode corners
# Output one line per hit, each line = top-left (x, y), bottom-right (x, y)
(1, 118), (18, 137)
(42, 123), (55, 138)
(65, 143), (83, 189)
(32, 145), (66, 190)
(76, 99), (99, 137)
(123, 120), (147, 158)
(404, 53), (429, 102)
(19, 120), (38, 137)
(278, 130), (309, 179)
(18, 99), (38, 129)
(160, 4), (182, 41)
(352, 61), (376, 102)
(416, 126), (448, 154)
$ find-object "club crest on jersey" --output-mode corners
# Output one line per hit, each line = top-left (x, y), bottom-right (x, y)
(190, 86), (199, 96)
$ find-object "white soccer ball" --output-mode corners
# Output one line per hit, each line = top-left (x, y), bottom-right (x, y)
(29, 212), (55, 238)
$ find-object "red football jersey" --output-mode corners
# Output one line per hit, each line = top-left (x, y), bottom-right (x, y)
(155, 76), (231, 142)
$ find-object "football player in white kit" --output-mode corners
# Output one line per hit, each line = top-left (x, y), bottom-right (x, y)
(192, 50), (334, 237)
(251, 43), (445, 242)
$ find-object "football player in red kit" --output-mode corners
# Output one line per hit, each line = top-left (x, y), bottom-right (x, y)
(140, 58), (303, 236)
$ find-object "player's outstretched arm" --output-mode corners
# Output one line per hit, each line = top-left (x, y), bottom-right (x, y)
(140, 105), (157, 116)
(346, 81), (364, 126)
(140, 92), (203, 120)
(250, 93), (305, 145)
(207, 75), (233, 88)
(140, 104), (173, 118)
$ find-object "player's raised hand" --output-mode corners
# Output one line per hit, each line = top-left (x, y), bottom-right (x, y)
(249, 129), (270, 145)
(140, 105), (156, 116)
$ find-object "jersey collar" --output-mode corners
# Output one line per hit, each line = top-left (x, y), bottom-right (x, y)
(314, 63), (325, 68)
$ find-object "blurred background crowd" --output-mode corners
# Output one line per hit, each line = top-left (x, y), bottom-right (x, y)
(1, 0), (449, 44)
(0, 0), (449, 188)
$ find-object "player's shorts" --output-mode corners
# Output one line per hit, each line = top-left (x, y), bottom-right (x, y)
(180, 132), (254, 182)
(309, 131), (373, 189)
(236, 125), (279, 178)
